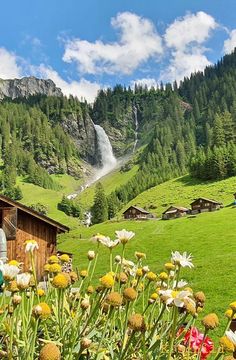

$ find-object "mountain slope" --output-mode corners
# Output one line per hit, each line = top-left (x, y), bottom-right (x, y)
(0, 76), (62, 99)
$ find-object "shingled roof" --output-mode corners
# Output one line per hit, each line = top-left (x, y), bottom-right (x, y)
(123, 205), (150, 214)
(0, 194), (69, 233)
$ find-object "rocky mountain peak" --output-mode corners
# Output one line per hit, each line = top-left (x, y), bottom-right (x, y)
(0, 76), (62, 100)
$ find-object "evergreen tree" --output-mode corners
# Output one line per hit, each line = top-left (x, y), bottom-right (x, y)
(91, 183), (108, 224)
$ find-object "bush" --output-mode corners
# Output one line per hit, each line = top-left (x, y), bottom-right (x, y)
(28, 203), (49, 215)
(3, 186), (23, 200)
(57, 195), (80, 217)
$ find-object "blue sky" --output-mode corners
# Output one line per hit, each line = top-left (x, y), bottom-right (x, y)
(1, 0), (236, 101)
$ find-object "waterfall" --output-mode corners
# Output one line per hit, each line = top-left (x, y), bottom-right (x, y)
(133, 105), (138, 152)
(93, 124), (117, 180)
(67, 124), (117, 199)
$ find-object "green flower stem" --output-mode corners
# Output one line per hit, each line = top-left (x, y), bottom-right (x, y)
(119, 330), (135, 360)
(79, 289), (107, 336)
(109, 249), (113, 273)
(148, 305), (166, 344)
(174, 265), (181, 290)
(167, 306), (179, 360)
(95, 307), (114, 360)
(30, 252), (39, 301)
(29, 318), (39, 360)
(88, 245), (100, 284)
(120, 302), (130, 353)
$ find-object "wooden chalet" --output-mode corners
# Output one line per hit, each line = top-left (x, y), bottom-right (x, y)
(162, 206), (189, 220)
(190, 197), (222, 214)
(0, 194), (69, 278)
(123, 205), (151, 220)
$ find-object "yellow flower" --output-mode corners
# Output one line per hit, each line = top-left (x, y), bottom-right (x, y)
(225, 309), (236, 320)
(49, 263), (62, 274)
(81, 338), (92, 350)
(33, 302), (51, 319)
(48, 255), (59, 264)
(146, 272), (157, 282)
(81, 299), (90, 310)
(220, 336), (235, 353)
(128, 313), (146, 332)
(80, 270), (88, 278)
(87, 286), (94, 294)
(164, 262), (175, 271)
(150, 292), (159, 301)
(69, 271), (78, 283)
(159, 272), (168, 281)
(194, 291), (206, 304)
(52, 273), (69, 289)
(100, 274), (114, 289)
(230, 302), (236, 312)
(202, 313), (219, 330)
(116, 272), (128, 284)
(60, 254), (70, 263)
(135, 252), (146, 260)
(8, 280), (19, 293)
(12, 294), (22, 305)
(131, 279), (138, 287)
(44, 264), (50, 272)
(106, 292), (123, 307)
(123, 287), (137, 302)
(8, 260), (20, 267)
(136, 268), (143, 277)
(39, 343), (61, 360)
(37, 289), (45, 297)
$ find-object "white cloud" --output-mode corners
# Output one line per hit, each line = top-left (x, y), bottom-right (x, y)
(36, 65), (101, 102)
(160, 11), (217, 83)
(160, 49), (211, 83)
(63, 12), (163, 75)
(130, 78), (158, 89)
(224, 29), (236, 54)
(0, 47), (22, 79)
(164, 11), (217, 50)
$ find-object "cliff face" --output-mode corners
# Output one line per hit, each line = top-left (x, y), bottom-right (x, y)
(0, 76), (62, 100)
(62, 113), (98, 165)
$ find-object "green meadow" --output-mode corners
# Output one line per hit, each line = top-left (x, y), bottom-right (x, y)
(17, 171), (236, 337)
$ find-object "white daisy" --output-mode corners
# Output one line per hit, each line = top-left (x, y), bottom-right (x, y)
(173, 279), (188, 289)
(99, 237), (120, 249)
(171, 251), (194, 268)
(115, 229), (135, 244)
(159, 289), (193, 307)
(226, 330), (236, 345)
(16, 273), (31, 289)
(25, 240), (39, 253)
(0, 264), (20, 280)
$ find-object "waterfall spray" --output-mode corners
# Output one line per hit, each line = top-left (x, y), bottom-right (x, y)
(94, 124), (117, 180)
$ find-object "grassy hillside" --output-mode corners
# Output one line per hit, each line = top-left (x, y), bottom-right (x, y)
(77, 164), (138, 209)
(120, 174), (236, 216)
(17, 174), (82, 228)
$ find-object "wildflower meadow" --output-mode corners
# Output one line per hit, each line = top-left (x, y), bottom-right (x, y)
(0, 230), (235, 359)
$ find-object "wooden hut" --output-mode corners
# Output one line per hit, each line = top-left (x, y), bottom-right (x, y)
(0, 194), (69, 278)
(162, 206), (189, 220)
(190, 197), (222, 214)
(123, 205), (151, 220)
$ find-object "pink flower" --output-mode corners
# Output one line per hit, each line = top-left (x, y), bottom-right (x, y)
(178, 327), (213, 359)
